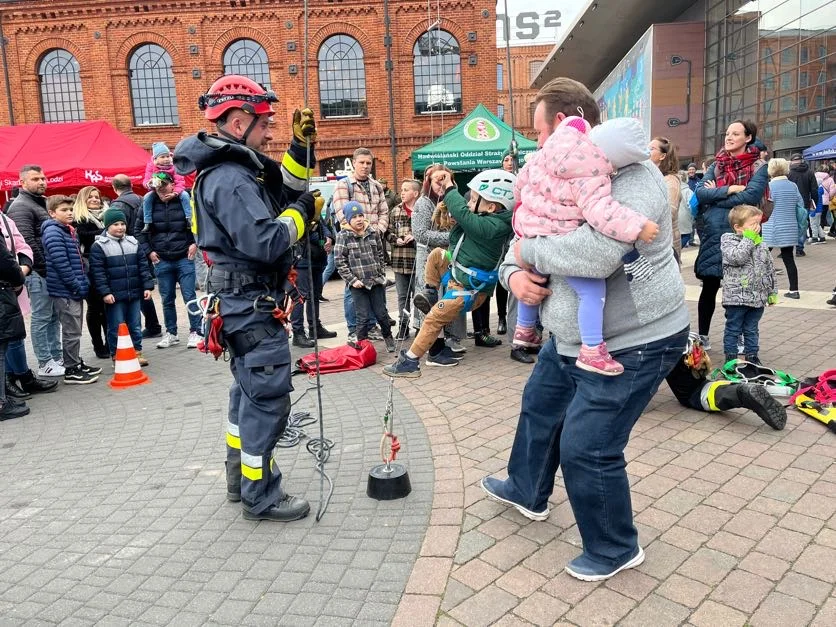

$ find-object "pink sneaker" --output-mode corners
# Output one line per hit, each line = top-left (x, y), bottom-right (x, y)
(576, 342), (624, 376)
(512, 325), (540, 348)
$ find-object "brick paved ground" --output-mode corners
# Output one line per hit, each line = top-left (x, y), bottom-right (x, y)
(1, 239), (835, 625)
(392, 240), (836, 626)
(0, 284), (433, 625)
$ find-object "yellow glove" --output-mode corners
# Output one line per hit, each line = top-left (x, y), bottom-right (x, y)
(293, 107), (317, 145)
(311, 189), (324, 221)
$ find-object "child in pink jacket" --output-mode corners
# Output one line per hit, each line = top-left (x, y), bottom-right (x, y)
(141, 142), (192, 233)
(513, 116), (659, 375)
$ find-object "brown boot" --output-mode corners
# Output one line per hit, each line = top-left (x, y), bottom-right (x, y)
(136, 353), (149, 367)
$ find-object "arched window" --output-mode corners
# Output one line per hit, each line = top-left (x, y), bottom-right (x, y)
(223, 39), (271, 88)
(38, 49), (85, 123)
(413, 30), (461, 115)
(318, 35), (367, 118)
(128, 43), (179, 126)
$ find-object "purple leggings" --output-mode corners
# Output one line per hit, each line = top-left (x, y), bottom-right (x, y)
(517, 275), (606, 347)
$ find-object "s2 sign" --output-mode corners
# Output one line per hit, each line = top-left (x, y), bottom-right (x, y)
(496, 1), (584, 48)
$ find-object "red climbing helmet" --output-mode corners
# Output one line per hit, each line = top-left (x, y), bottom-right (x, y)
(198, 75), (277, 121)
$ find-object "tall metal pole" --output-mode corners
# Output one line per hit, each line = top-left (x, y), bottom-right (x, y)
(383, 0), (398, 189)
(0, 9), (15, 125)
(502, 0), (517, 171)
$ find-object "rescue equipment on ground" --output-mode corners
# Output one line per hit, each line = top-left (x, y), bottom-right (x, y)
(790, 370), (836, 433)
(294, 339), (377, 376)
(710, 358), (799, 397)
(367, 368), (412, 501)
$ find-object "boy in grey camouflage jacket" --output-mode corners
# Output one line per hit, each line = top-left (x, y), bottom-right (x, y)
(720, 204), (777, 364)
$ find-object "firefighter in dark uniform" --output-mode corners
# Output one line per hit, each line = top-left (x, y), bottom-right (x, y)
(175, 75), (320, 521)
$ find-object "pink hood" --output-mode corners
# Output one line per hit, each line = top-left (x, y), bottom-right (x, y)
(514, 124), (647, 242)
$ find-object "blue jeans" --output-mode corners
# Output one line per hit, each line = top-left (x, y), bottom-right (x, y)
(25, 272), (62, 365)
(322, 252), (336, 284)
(681, 233), (692, 248)
(106, 299), (143, 357)
(503, 329), (688, 567)
(343, 283), (376, 333)
(4, 339), (28, 375)
(723, 305), (763, 357)
(155, 257), (200, 335)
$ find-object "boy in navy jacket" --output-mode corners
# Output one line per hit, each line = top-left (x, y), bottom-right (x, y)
(42, 195), (102, 384)
(90, 208), (155, 367)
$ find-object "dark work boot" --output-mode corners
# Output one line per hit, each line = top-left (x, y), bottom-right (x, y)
(225, 461), (241, 503)
(292, 332), (315, 348)
(313, 325), (337, 339)
(5, 374), (31, 400)
(15, 370), (58, 394)
(242, 494), (310, 521)
(0, 398), (30, 421)
(413, 287), (439, 314)
(712, 382), (786, 430)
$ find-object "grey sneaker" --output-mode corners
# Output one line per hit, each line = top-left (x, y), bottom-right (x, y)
(368, 326), (384, 341)
(446, 338), (467, 354)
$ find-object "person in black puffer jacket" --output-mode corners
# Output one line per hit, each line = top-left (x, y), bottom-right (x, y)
(0, 233), (30, 420)
(90, 208), (155, 364)
(135, 173), (201, 349)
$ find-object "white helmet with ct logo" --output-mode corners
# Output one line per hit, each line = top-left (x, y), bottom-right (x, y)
(467, 169), (516, 212)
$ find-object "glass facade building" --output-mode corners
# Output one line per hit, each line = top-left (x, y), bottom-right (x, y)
(704, 0), (836, 157)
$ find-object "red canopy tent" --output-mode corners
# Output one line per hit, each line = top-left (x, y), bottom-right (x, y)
(0, 121), (151, 196)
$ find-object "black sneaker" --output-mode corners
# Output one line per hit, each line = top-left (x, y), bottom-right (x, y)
(475, 333), (503, 348)
(368, 326), (384, 341)
(796, 248), (806, 257)
(313, 325), (338, 339)
(64, 366), (99, 385)
(784, 291), (800, 300)
(426, 351), (459, 367)
(79, 361), (103, 376)
(0, 399), (30, 421)
(142, 328), (162, 339)
(826, 294), (836, 306)
(439, 346), (463, 361)
(384, 336), (396, 353)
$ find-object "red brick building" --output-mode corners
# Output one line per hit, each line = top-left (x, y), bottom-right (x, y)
(0, 0), (498, 185)
(495, 43), (552, 142)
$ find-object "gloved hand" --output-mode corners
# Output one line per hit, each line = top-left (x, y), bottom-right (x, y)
(293, 108), (317, 145)
(290, 192), (321, 224)
(742, 229), (762, 245)
(311, 189), (325, 217)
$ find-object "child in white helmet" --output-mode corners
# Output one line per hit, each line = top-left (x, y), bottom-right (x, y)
(384, 168), (514, 377)
(512, 116), (660, 375)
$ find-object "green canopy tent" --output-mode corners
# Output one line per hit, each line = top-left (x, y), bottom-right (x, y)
(410, 104), (537, 173)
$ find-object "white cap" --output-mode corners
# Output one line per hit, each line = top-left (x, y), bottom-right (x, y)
(589, 118), (649, 169)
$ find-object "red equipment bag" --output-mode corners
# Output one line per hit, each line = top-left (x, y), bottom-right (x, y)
(293, 339), (377, 375)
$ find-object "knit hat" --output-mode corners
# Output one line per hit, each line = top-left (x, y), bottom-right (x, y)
(152, 142), (171, 159)
(588, 117), (650, 170)
(344, 200), (364, 220)
(104, 207), (127, 229)
(687, 162), (697, 169)
(791, 152), (803, 161)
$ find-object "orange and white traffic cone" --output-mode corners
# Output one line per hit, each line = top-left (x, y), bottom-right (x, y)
(110, 322), (150, 389)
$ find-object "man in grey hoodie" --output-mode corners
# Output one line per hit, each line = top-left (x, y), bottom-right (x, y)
(482, 77), (690, 582)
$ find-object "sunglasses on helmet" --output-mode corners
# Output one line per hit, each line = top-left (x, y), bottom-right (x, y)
(198, 90), (279, 111)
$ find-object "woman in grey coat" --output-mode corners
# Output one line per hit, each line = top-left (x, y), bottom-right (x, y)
(761, 158), (804, 298)
(411, 165), (466, 356)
